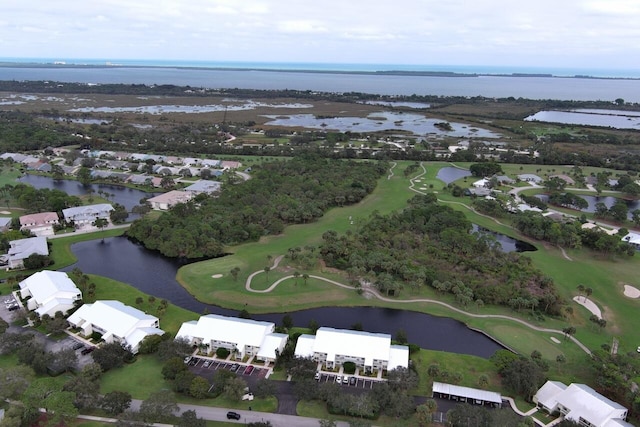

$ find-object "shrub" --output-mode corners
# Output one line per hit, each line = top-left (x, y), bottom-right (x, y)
(342, 361), (356, 374)
(216, 347), (230, 358)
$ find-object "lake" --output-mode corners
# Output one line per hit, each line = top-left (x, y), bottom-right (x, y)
(1, 65), (639, 102)
(524, 109), (640, 130)
(537, 193), (640, 219)
(17, 174), (159, 220)
(62, 236), (505, 358)
(436, 167), (472, 184)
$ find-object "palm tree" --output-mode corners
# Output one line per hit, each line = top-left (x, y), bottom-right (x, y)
(264, 267), (270, 284)
(302, 273), (309, 285)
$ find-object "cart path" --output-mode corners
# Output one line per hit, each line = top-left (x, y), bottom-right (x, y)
(244, 162), (590, 355)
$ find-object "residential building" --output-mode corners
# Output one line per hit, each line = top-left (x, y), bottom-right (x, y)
(534, 381), (633, 427)
(62, 204), (114, 227)
(183, 179), (222, 195)
(147, 190), (193, 210)
(622, 232), (640, 249)
(0, 217), (11, 232)
(19, 270), (82, 317)
(175, 314), (287, 362)
(19, 211), (59, 237)
(4, 236), (49, 269)
(517, 173), (543, 184)
(294, 327), (409, 372)
(68, 300), (164, 354)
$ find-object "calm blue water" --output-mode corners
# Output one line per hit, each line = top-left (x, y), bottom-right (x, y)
(1, 59), (639, 102)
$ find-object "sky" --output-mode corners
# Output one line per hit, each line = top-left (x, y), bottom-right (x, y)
(1, 0), (640, 71)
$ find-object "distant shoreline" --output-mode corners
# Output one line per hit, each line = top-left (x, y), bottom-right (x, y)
(0, 61), (638, 81)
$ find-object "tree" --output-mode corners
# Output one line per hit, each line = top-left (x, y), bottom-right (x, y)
(92, 341), (134, 371)
(0, 366), (35, 400)
(93, 217), (108, 236)
(254, 378), (278, 398)
(416, 400), (437, 426)
(224, 376), (248, 401)
(51, 164), (64, 180)
(139, 389), (179, 423)
(394, 329), (408, 345)
(110, 203), (129, 224)
(157, 337), (192, 361)
(101, 390), (132, 415)
(77, 166), (92, 185)
(160, 176), (175, 189)
(162, 357), (188, 380)
(308, 318), (320, 333)
(500, 357), (546, 401)
(138, 334), (164, 354)
(189, 376), (210, 399)
(282, 314), (294, 329)
(178, 410), (206, 427)
(63, 375), (100, 410)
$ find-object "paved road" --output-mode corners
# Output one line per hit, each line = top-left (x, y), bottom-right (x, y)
(130, 399), (352, 427)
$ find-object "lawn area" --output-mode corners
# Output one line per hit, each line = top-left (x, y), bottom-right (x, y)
(0, 164), (22, 187)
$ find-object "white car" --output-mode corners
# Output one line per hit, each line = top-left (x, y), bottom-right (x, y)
(242, 393), (254, 401)
(335, 375), (342, 383)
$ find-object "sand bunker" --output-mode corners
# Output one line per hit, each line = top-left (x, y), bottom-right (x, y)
(211, 274), (223, 279)
(573, 296), (602, 319)
(0, 211), (10, 214)
(623, 284), (640, 298)
(550, 337), (561, 344)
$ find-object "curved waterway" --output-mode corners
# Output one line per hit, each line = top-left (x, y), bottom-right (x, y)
(62, 236), (505, 358)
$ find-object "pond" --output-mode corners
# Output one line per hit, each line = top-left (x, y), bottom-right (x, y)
(62, 236), (505, 358)
(472, 224), (537, 253)
(263, 112), (502, 139)
(524, 109), (640, 130)
(436, 167), (472, 184)
(536, 194), (640, 220)
(17, 174), (160, 220)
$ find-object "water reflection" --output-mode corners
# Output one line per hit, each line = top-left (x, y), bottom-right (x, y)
(62, 236), (505, 358)
(263, 112), (501, 138)
(436, 167), (472, 184)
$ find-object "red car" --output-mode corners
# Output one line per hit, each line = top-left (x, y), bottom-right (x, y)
(244, 365), (254, 375)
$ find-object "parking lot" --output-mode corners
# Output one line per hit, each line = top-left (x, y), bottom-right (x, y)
(187, 357), (269, 388)
(316, 373), (378, 389)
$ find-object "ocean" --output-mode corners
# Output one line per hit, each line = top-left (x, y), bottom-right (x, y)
(1, 59), (640, 102)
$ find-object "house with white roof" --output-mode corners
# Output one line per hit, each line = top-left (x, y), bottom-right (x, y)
(534, 381), (633, 427)
(147, 190), (193, 210)
(4, 236), (49, 269)
(62, 204), (114, 227)
(294, 327), (409, 372)
(175, 314), (288, 362)
(622, 232), (640, 249)
(68, 300), (164, 354)
(517, 173), (543, 184)
(183, 180), (222, 195)
(19, 212), (59, 237)
(19, 270), (82, 317)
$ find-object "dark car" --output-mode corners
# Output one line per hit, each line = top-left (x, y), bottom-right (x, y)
(226, 411), (241, 420)
(80, 347), (95, 355)
(349, 376), (357, 386)
(8, 305), (19, 311)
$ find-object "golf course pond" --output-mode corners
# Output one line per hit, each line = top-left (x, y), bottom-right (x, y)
(62, 236), (506, 358)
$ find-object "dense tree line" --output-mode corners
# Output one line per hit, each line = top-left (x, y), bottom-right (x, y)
(7, 183), (82, 213)
(512, 211), (635, 256)
(127, 154), (386, 258)
(320, 194), (562, 314)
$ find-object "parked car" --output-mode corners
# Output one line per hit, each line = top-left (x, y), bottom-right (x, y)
(242, 393), (254, 401)
(203, 360), (211, 368)
(342, 376), (349, 384)
(244, 365), (254, 375)
(72, 342), (84, 350)
(80, 347), (95, 355)
(314, 371), (321, 380)
(226, 411), (241, 420)
(8, 305), (19, 311)
(184, 356), (191, 364)
(349, 376), (357, 385)
(335, 375), (342, 383)
(230, 363), (239, 372)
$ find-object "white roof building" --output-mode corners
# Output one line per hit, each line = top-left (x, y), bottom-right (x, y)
(62, 204), (114, 226)
(19, 270), (82, 317)
(534, 381), (633, 427)
(622, 232), (640, 249)
(5, 236), (49, 269)
(175, 314), (287, 362)
(147, 190), (193, 211)
(183, 180), (222, 195)
(68, 300), (164, 353)
(432, 381), (502, 407)
(294, 327), (409, 371)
